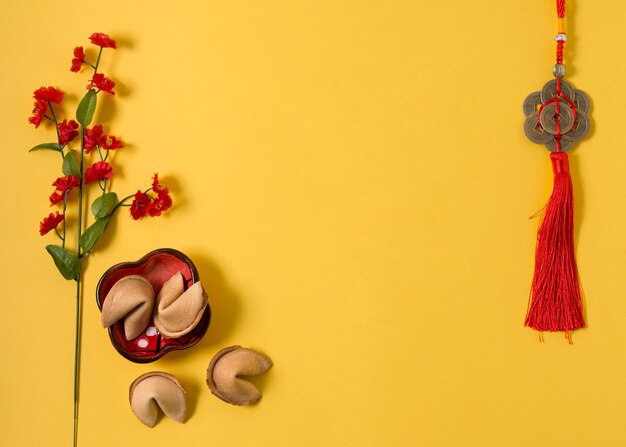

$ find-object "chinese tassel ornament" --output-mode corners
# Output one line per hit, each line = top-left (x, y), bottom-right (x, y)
(522, 0), (590, 341)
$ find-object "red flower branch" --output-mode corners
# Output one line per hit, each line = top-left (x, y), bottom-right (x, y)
(28, 32), (175, 447)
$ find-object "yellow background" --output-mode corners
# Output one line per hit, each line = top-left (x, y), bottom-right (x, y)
(1, 1), (625, 446)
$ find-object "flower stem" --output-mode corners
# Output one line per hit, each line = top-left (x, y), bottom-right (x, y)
(48, 102), (64, 159)
(62, 191), (68, 249)
(112, 193), (135, 212)
(72, 126), (86, 447)
(73, 274), (81, 447)
(78, 128), (85, 257)
(48, 102), (59, 126)
(94, 47), (103, 74)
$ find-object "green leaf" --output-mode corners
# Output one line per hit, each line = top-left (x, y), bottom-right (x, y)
(91, 192), (118, 219)
(79, 216), (111, 254)
(62, 152), (81, 177)
(76, 89), (97, 127)
(30, 143), (62, 153)
(46, 245), (81, 280)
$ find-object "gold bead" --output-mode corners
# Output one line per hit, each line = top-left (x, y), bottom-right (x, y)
(552, 64), (566, 78)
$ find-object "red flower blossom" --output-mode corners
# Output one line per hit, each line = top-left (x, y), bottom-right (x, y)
(89, 32), (117, 49)
(130, 191), (151, 220)
(84, 125), (104, 153)
(58, 119), (79, 146)
(147, 187), (172, 217)
(99, 135), (123, 150)
(49, 175), (80, 205)
(84, 161), (113, 184)
(39, 212), (64, 236)
(28, 100), (48, 128)
(147, 174), (172, 216)
(84, 124), (124, 152)
(87, 73), (115, 95)
(33, 86), (64, 104)
(70, 46), (85, 72)
(52, 175), (80, 192)
(49, 191), (65, 206)
(151, 173), (161, 192)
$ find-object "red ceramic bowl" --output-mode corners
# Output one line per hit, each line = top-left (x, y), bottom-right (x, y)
(96, 248), (211, 363)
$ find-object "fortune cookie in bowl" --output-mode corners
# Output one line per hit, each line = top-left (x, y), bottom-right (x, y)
(153, 272), (209, 338)
(129, 372), (187, 427)
(101, 275), (155, 340)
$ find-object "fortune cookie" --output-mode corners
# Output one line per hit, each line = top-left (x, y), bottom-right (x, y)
(153, 272), (208, 338)
(101, 275), (155, 340)
(129, 372), (186, 427)
(207, 346), (273, 405)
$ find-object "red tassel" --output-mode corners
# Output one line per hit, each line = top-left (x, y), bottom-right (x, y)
(525, 152), (585, 333)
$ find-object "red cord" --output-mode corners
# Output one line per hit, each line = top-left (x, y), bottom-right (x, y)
(555, 79), (562, 152)
(557, 0), (565, 18)
(551, 0), (577, 156)
(556, 0), (565, 64)
(558, 90), (577, 122)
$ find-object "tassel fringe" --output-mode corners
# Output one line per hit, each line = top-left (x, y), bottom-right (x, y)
(525, 152), (585, 333)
